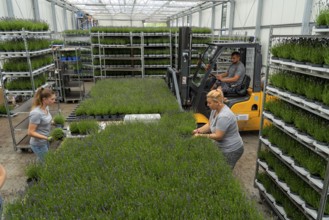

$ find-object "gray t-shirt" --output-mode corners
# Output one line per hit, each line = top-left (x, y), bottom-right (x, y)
(209, 105), (243, 153)
(29, 106), (52, 145)
(227, 61), (245, 86)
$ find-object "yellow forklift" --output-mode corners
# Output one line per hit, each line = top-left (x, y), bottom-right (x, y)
(167, 27), (263, 131)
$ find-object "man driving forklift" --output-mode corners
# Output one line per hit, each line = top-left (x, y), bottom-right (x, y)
(211, 51), (246, 94)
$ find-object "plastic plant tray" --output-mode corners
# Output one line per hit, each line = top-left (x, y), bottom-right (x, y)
(280, 154), (294, 165)
(283, 124), (297, 135)
(254, 179), (266, 192)
(269, 144), (282, 155)
(319, 106), (329, 115)
(295, 133), (315, 144)
(292, 164), (310, 177)
(288, 191), (305, 206)
(289, 94), (304, 103)
(304, 205), (318, 219)
(257, 159), (269, 170)
(277, 179), (290, 192)
(260, 136), (271, 146)
(263, 111), (274, 120)
(274, 203), (287, 219)
(265, 192), (276, 203)
(266, 86), (278, 94)
(272, 117), (284, 127)
(267, 169), (279, 181)
(307, 175), (324, 189)
(313, 141), (329, 155)
(302, 99), (320, 110)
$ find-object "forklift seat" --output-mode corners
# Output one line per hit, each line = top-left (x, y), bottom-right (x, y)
(225, 75), (251, 97)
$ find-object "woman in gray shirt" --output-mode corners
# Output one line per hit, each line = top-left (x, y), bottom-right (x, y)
(193, 89), (244, 168)
(28, 88), (56, 163)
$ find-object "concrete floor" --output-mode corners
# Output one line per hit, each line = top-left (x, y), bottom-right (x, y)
(0, 82), (275, 218)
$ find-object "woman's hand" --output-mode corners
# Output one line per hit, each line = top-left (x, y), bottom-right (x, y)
(192, 129), (200, 135)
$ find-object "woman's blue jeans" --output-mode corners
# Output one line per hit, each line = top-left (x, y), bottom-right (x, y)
(30, 143), (49, 163)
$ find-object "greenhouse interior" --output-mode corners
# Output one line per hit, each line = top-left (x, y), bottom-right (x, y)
(1, 0), (329, 219)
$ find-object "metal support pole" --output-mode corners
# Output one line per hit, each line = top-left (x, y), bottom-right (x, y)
(301, 0), (314, 34)
(211, 2), (216, 31)
(0, 70), (17, 151)
(6, 0), (14, 17)
(228, 0), (235, 35)
(72, 11), (76, 29)
(182, 16), (185, 26)
(199, 10), (203, 27)
(51, 0), (58, 32)
(32, 0), (40, 20)
(176, 18), (179, 27)
(63, 4), (68, 30)
(254, 0), (263, 39)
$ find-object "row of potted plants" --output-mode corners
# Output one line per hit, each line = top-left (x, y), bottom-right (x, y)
(93, 70), (142, 77)
(262, 124), (326, 179)
(0, 17), (49, 31)
(69, 120), (99, 135)
(269, 70), (329, 106)
(271, 38), (329, 67)
(0, 38), (51, 52)
(145, 69), (167, 75)
(257, 172), (308, 220)
(75, 78), (180, 116)
(4, 75), (47, 91)
(259, 149), (329, 214)
(90, 26), (212, 34)
(4, 112), (262, 218)
(265, 99), (329, 143)
(0, 104), (13, 114)
(3, 55), (53, 72)
(63, 29), (89, 36)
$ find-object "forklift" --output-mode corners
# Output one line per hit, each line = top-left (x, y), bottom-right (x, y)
(166, 27), (263, 131)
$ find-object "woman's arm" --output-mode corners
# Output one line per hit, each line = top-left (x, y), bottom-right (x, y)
(193, 123), (210, 135)
(0, 165), (7, 189)
(28, 123), (48, 140)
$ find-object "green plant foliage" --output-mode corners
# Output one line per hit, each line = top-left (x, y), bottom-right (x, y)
(257, 173), (308, 220)
(4, 74), (47, 91)
(261, 150), (329, 214)
(3, 55), (53, 72)
(69, 120), (98, 135)
(76, 78), (180, 116)
(25, 162), (43, 180)
(262, 125), (326, 178)
(50, 128), (65, 141)
(265, 99), (329, 143)
(316, 9), (329, 26)
(0, 104), (13, 114)
(63, 29), (89, 36)
(0, 17), (49, 31)
(53, 113), (65, 125)
(5, 114), (263, 219)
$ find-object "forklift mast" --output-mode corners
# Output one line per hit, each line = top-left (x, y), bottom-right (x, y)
(176, 27), (192, 106)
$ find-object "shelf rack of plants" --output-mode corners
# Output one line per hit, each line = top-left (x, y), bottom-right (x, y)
(143, 31), (172, 76)
(91, 30), (145, 79)
(63, 30), (93, 81)
(0, 25), (58, 151)
(171, 28), (212, 73)
(255, 30), (329, 220)
(58, 47), (85, 103)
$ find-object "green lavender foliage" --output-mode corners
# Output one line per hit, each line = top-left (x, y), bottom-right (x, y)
(50, 128), (65, 141)
(76, 78), (180, 116)
(265, 100), (329, 143)
(261, 150), (329, 214)
(5, 113), (263, 219)
(262, 125), (326, 178)
(257, 173), (308, 220)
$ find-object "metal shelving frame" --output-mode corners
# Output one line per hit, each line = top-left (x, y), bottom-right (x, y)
(0, 30), (58, 151)
(63, 33), (93, 81)
(255, 29), (329, 220)
(91, 32), (145, 80)
(58, 47), (85, 103)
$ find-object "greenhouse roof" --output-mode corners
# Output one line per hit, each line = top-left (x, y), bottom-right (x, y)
(65, 0), (229, 22)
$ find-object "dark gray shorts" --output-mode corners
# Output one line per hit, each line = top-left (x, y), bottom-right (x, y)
(222, 146), (244, 169)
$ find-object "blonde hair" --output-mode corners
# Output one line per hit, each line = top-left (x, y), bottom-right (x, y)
(32, 87), (55, 109)
(207, 89), (224, 103)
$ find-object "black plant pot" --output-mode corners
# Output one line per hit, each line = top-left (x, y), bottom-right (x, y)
(323, 64), (329, 69)
(315, 25), (329, 29)
(95, 115), (102, 120)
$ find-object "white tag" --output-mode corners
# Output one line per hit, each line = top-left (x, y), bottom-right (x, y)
(236, 114), (249, 121)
